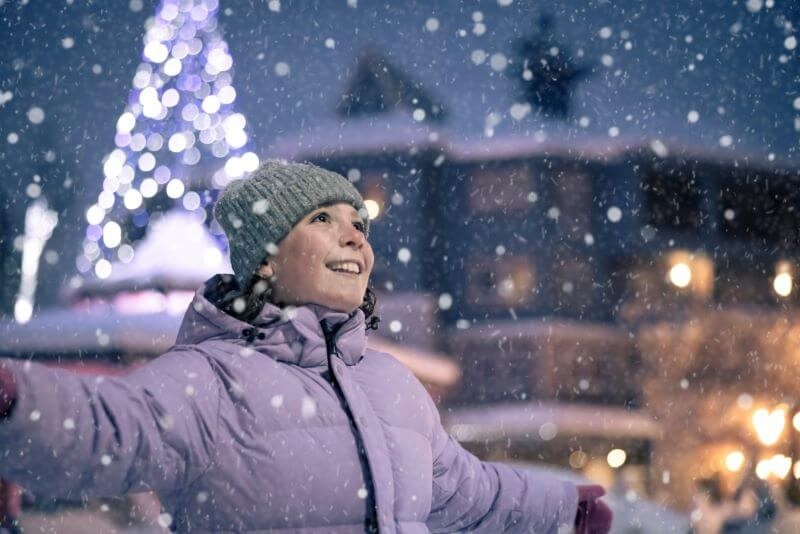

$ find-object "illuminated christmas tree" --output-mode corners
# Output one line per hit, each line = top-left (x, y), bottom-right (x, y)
(78, 0), (257, 281)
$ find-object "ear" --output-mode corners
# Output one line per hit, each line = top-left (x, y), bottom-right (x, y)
(256, 262), (274, 279)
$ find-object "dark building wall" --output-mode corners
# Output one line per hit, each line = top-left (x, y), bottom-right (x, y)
(310, 142), (800, 410)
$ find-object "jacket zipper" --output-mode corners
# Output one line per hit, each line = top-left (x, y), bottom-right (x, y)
(320, 320), (380, 533)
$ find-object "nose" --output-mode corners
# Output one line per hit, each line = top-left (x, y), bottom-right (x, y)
(340, 224), (366, 249)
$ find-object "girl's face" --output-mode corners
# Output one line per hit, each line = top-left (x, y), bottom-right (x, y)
(258, 202), (374, 312)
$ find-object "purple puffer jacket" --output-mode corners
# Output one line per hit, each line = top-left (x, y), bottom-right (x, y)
(0, 275), (578, 532)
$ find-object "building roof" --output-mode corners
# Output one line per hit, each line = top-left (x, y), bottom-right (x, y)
(444, 400), (661, 442)
(0, 301), (463, 389)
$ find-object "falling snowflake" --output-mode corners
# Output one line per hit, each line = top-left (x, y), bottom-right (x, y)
(157, 513), (173, 529)
(26, 106), (44, 124)
(301, 396), (317, 418)
(489, 53), (508, 72)
(470, 49), (487, 65)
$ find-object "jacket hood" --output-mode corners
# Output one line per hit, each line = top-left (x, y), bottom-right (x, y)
(175, 274), (367, 367)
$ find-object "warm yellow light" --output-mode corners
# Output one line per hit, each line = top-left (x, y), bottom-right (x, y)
(752, 407), (786, 446)
(364, 199), (381, 220)
(770, 454), (792, 479)
(669, 262), (692, 288)
(794, 460), (800, 479)
(607, 449), (626, 469)
(725, 451), (745, 472)
(568, 450), (588, 469)
(756, 459), (771, 480)
(774, 272), (793, 297)
(793, 412), (800, 432)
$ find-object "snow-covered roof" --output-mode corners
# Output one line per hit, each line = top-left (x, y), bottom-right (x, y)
(73, 210), (232, 298)
(0, 304), (462, 388)
(0, 305), (182, 356)
(448, 317), (630, 344)
(369, 334), (460, 388)
(444, 400), (661, 441)
(248, 1), (797, 162)
(269, 112), (437, 161)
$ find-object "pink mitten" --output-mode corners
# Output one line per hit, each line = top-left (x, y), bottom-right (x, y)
(575, 484), (613, 534)
(0, 366), (17, 418)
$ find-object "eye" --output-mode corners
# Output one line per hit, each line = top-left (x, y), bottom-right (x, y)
(353, 221), (366, 233)
(310, 212), (330, 223)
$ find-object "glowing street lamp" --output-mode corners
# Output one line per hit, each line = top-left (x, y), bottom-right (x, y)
(774, 261), (794, 297)
(364, 199), (381, 220)
(606, 449), (626, 469)
(669, 262), (692, 288)
(774, 273), (793, 297)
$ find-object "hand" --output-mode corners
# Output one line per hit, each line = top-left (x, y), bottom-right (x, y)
(574, 484), (612, 534)
(0, 366), (17, 419)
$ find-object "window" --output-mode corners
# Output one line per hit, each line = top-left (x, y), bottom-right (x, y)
(552, 168), (591, 238)
(468, 164), (534, 215)
(550, 251), (594, 316)
(715, 261), (776, 307)
(643, 168), (702, 230)
(718, 174), (800, 246)
(465, 255), (536, 309)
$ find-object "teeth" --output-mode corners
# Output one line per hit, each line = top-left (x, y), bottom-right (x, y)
(328, 261), (360, 274)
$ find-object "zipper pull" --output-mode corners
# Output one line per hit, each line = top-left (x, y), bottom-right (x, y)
(321, 320), (336, 356)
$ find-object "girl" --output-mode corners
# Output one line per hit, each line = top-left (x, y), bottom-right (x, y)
(0, 161), (610, 532)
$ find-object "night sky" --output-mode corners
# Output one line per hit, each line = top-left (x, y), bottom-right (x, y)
(0, 0), (798, 307)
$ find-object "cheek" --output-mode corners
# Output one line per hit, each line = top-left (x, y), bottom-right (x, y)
(365, 247), (376, 275)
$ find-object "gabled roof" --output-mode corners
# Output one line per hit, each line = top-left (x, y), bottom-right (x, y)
(337, 49), (446, 122)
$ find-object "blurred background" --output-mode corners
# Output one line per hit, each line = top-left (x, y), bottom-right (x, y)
(1, 0), (800, 532)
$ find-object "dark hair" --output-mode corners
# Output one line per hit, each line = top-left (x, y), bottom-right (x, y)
(218, 269), (380, 330)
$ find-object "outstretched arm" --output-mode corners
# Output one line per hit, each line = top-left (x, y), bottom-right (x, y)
(426, 424), (579, 533)
(0, 347), (221, 501)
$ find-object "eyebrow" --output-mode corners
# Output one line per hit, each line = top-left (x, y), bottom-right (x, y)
(308, 207), (364, 222)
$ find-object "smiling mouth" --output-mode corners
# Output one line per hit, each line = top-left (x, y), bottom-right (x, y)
(326, 261), (362, 275)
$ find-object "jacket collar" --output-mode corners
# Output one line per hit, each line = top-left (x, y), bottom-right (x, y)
(176, 275), (367, 368)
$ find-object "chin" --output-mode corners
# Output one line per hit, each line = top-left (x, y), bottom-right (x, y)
(320, 295), (362, 313)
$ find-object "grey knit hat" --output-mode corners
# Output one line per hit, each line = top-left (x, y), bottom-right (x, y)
(214, 160), (369, 289)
